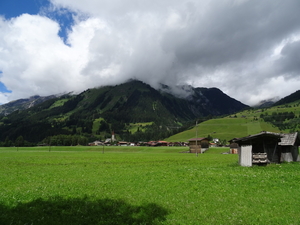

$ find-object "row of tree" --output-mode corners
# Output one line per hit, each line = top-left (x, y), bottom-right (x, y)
(260, 111), (300, 131)
(0, 136), (34, 147)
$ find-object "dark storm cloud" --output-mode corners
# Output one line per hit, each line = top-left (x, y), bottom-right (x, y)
(278, 40), (300, 76)
(162, 1), (300, 68)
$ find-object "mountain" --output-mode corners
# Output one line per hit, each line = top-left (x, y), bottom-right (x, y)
(253, 97), (280, 108)
(0, 95), (57, 115)
(0, 80), (248, 144)
(166, 96), (300, 143)
(273, 90), (300, 106)
(186, 86), (249, 115)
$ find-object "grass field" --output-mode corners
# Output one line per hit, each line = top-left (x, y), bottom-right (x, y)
(165, 101), (300, 142)
(165, 117), (280, 142)
(1, 146), (300, 224)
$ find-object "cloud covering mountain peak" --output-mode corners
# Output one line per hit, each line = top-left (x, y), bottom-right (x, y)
(1, 0), (300, 105)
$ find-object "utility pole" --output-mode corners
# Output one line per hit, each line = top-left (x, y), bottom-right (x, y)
(196, 120), (198, 157)
(49, 138), (51, 152)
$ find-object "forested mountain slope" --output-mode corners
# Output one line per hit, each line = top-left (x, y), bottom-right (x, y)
(0, 80), (248, 145)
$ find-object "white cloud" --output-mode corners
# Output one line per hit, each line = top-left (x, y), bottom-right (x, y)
(0, 0), (300, 105)
(0, 14), (81, 99)
(0, 92), (10, 104)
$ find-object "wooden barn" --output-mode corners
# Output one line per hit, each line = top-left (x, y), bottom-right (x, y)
(234, 132), (282, 166)
(228, 138), (238, 154)
(188, 138), (209, 153)
(234, 131), (300, 166)
(279, 132), (300, 162)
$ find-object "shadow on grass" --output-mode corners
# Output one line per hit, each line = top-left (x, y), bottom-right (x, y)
(0, 196), (169, 225)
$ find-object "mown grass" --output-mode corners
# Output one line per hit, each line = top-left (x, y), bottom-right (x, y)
(166, 100), (300, 142)
(1, 146), (300, 224)
(126, 122), (154, 133)
(49, 99), (69, 109)
(92, 118), (104, 134)
(165, 117), (280, 142)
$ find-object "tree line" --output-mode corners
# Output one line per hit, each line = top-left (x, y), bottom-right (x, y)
(260, 111), (300, 132)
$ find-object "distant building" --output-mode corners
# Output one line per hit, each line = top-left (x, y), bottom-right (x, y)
(147, 141), (169, 147)
(213, 138), (219, 143)
(111, 131), (116, 142)
(88, 140), (103, 146)
(105, 138), (111, 143)
(188, 138), (209, 153)
(228, 138), (238, 154)
(118, 141), (128, 146)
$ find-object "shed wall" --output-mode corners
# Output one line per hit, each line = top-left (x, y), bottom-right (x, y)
(189, 145), (201, 153)
(281, 153), (293, 162)
(239, 145), (252, 167)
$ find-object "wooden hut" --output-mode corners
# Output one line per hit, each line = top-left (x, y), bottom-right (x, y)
(279, 132), (300, 162)
(234, 131), (300, 166)
(188, 138), (209, 153)
(228, 138), (238, 154)
(234, 131), (282, 166)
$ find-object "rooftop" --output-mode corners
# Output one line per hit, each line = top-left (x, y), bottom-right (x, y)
(234, 131), (283, 143)
(279, 132), (299, 146)
(188, 138), (208, 141)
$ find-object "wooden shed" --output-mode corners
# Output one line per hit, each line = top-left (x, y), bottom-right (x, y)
(228, 138), (238, 154)
(279, 132), (300, 162)
(188, 138), (209, 153)
(234, 132), (282, 166)
(234, 131), (300, 166)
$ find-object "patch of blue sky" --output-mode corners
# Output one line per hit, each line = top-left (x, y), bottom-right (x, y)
(0, 0), (48, 19)
(0, 71), (11, 93)
(44, 8), (76, 44)
(0, 82), (11, 93)
(0, 0), (76, 44)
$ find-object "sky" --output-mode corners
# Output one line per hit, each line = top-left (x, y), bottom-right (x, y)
(0, 0), (300, 106)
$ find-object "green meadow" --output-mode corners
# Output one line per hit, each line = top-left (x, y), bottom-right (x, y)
(165, 117), (280, 142)
(1, 146), (300, 224)
(165, 101), (300, 142)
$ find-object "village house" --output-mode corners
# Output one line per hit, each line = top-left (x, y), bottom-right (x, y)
(118, 141), (128, 146)
(88, 140), (103, 146)
(147, 141), (169, 147)
(188, 137), (209, 153)
(228, 138), (239, 154)
(213, 138), (219, 143)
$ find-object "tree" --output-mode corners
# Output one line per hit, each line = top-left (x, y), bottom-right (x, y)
(207, 134), (213, 141)
(4, 136), (12, 147)
(15, 136), (24, 147)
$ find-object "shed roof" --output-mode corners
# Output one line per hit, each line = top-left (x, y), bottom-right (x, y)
(188, 138), (208, 141)
(233, 131), (283, 144)
(279, 132), (299, 146)
(228, 138), (238, 143)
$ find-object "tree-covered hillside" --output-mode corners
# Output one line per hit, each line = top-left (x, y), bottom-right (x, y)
(0, 80), (248, 146)
(165, 99), (300, 143)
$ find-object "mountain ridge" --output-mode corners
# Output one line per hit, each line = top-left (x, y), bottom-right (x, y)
(273, 90), (300, 106)
(0, 94), (61, 115)
(0, 80), (249, 144)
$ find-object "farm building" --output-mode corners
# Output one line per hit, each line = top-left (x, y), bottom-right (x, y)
(147, 141), (169, 147)
(188, 138), (209, 153)
(228, 138), (238, 154)
(88, 140), (103, 146)
(279, 132), (300, 162)
(234, 131), (300, 166)
(118, 141), (128, 146)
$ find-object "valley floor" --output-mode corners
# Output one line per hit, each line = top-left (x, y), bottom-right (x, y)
(1, 146), (300, 224)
